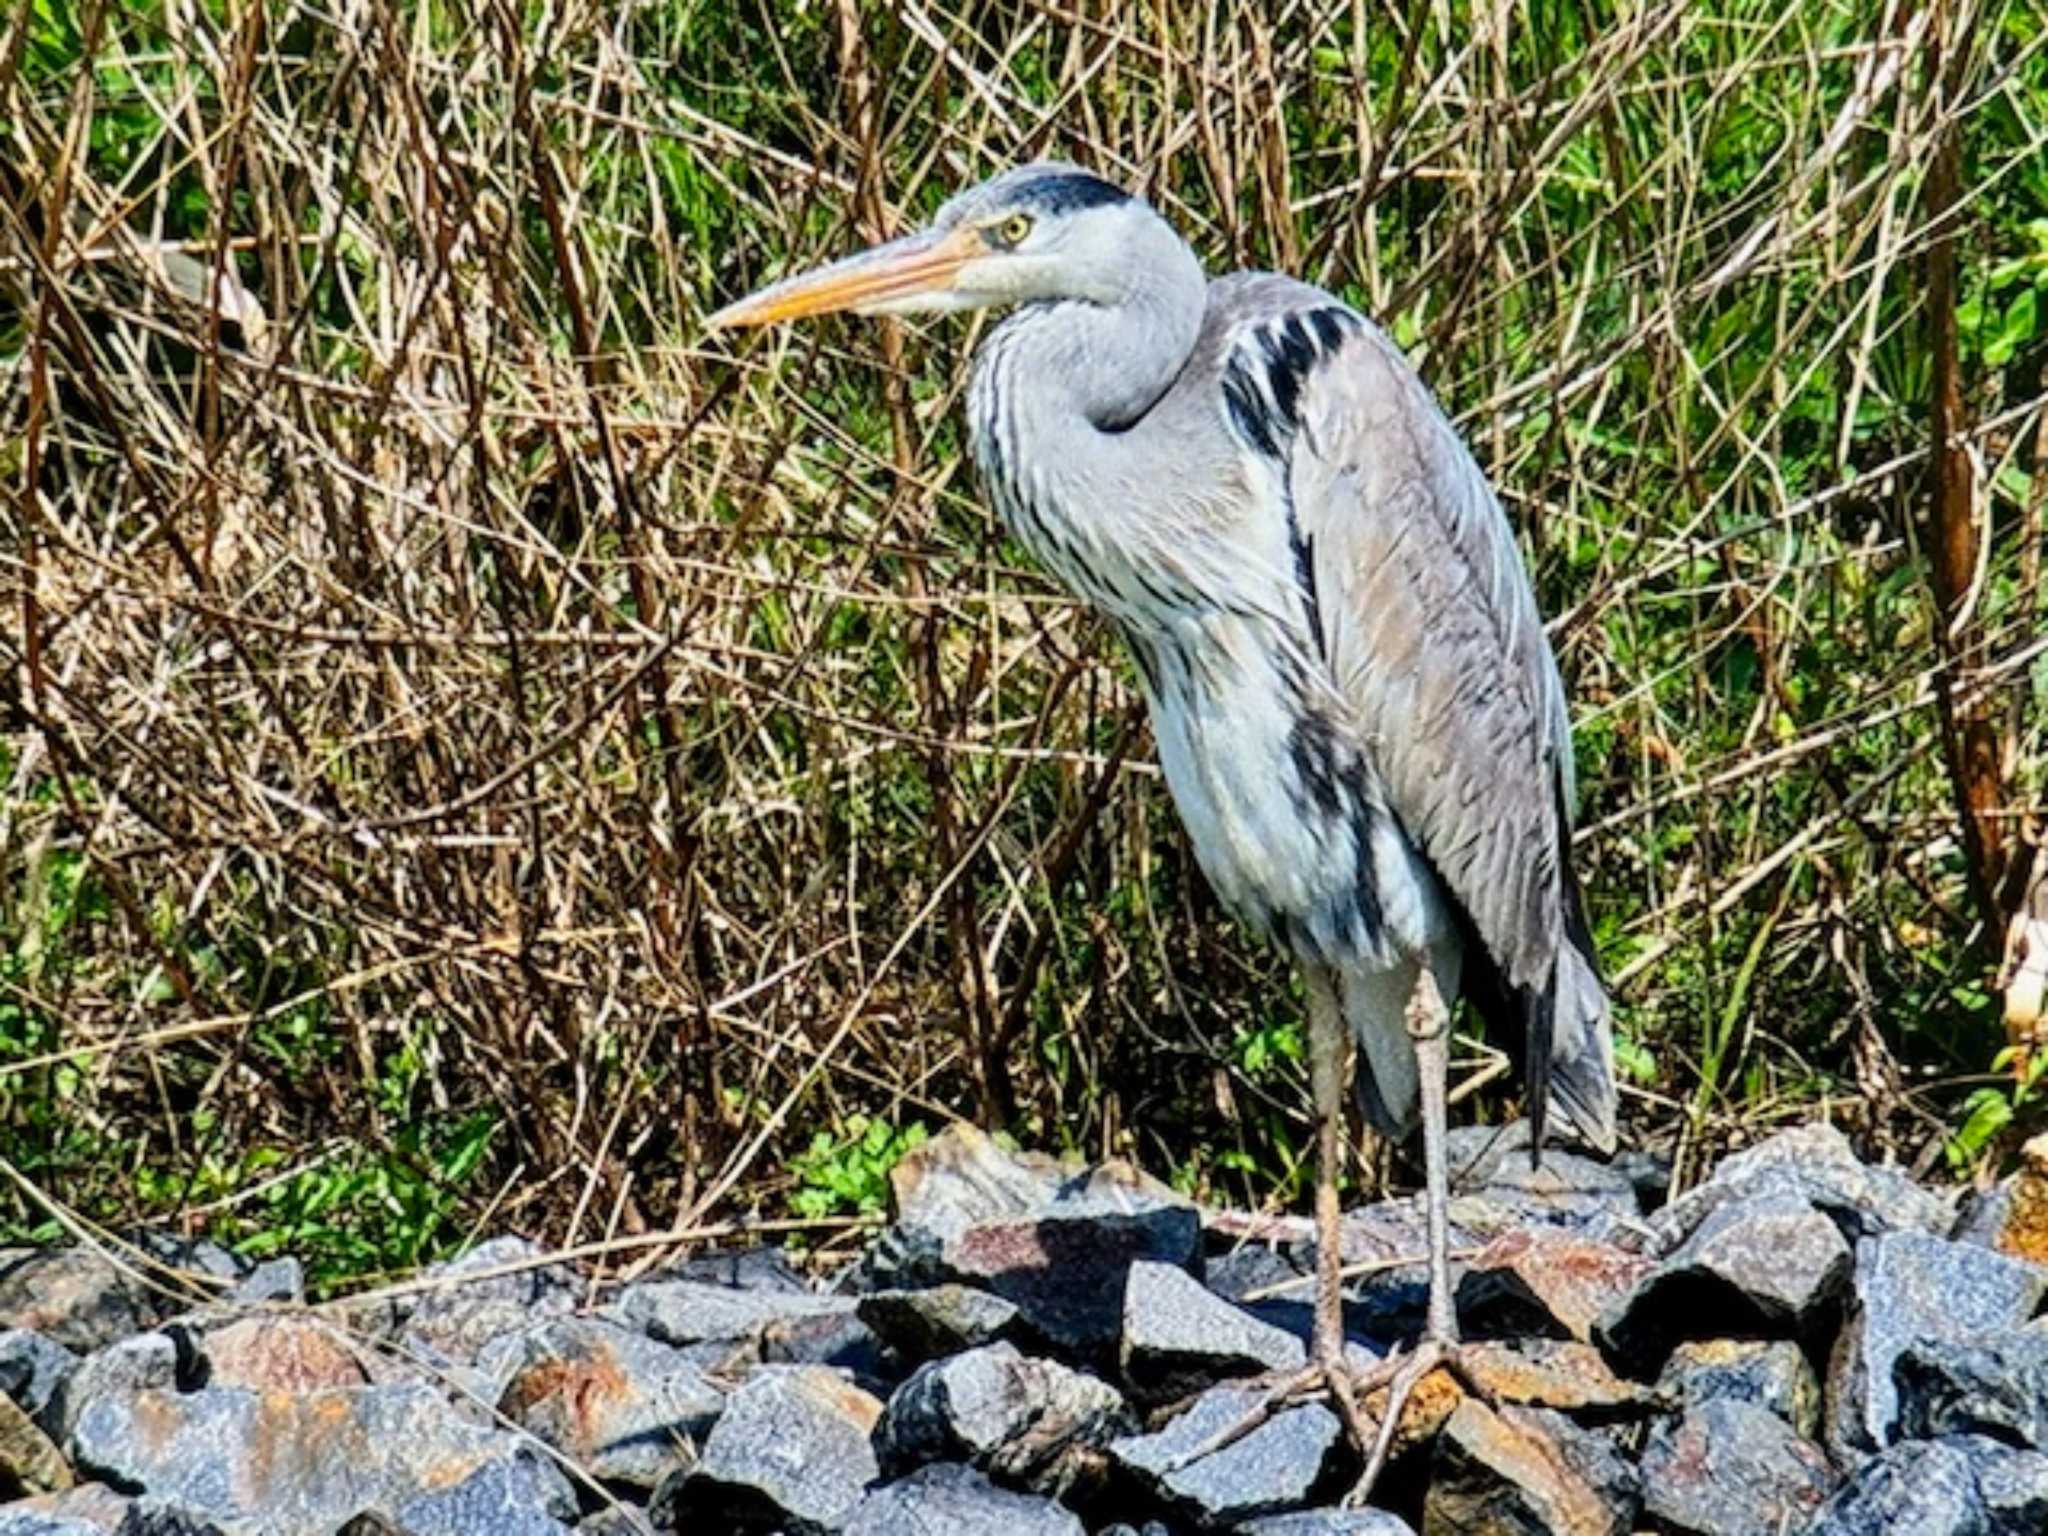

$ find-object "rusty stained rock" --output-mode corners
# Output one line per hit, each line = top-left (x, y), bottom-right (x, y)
(197, 1318), (367, 1395)
(1455, 1230), (1655, 1345)
(490, 1317), (722, 1491)
(68, 1384), (575, 1534)
(1424, 1399), (1629, 1536)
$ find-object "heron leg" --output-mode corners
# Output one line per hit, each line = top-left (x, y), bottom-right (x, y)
(1341, 962), (1473, 1505)
(1158, 966), (1376, 1471)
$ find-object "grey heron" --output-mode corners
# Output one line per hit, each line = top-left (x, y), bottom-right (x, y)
(710, 163), (1617, 1485)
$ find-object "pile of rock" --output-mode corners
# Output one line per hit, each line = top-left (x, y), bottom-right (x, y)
(2, 1120), (2046, 1535)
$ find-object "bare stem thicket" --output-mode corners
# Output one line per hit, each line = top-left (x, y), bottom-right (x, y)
(0, 0), (2042, 1275)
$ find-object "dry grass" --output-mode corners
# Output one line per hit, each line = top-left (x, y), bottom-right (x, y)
(1, 0), (2044, 1283)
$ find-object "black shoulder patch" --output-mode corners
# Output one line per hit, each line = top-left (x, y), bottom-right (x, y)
(1019, 171), (1131, 216)
(1222, 305), (1360, 460)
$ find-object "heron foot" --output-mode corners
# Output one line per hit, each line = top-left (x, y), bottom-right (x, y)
(1338, 1331), (1498, 1507)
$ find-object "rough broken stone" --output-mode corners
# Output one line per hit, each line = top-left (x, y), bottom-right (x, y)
(0, 1333), (78, 1428)
(1650, 1124), (1954, 1252)
(43, 1335), (177, 1447)
(842, 1462), (1083, 1535)
(940, 1204), (1202, 1364)
(1893, 1329), (2048, 1447)
(874, 1341), (1131, 1499)
(401, 1237), (576, 1367)
(1826, 1230), (2048, 1463)
(1121, 1260), (1303, 1402)
(1637, 1398), (1833, 1536)
(196, 1317), (366, 1394)
(1596, 1192), (1851, 1370)
(0, 1254), (161, 1357)
(118, 1504), (229, 1536)
(1656, 1337), (1820, 1438)
(0, 1392), (70, 1496)
(856, 1286), (1025, 1366)
(863, 1125), (1073, 1286)
(226, 1259), (303, 1306)
(1234, 1513), (1417, 1535)
(662, 1365), (881, 1534)
(1802, 1434), (2048, 1535)
(572, 1510), (655, 1536)
(1456, 1338), (1650, 1415)
(607, 1280), (855, 1348)
(491, 1317), (723, 1491)
(387, 1457), (577, 1535)
(1425, 1399), (1628, 1536)
(69, 1384), (576, 1534)
(1455, 1229), (1655, 1344)
(0, 1482), (130, 1533)
(1109, 1384), (1340, 1527)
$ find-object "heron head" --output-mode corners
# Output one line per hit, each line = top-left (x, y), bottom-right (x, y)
(707, 163), (1178, 330)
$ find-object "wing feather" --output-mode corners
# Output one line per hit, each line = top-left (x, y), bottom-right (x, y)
(1213, 282), (1614, 1149)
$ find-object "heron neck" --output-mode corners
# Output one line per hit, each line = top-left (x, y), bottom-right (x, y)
(1026, 260), (1206, 433)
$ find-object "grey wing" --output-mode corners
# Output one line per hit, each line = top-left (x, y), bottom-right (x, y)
(1217, 288), (1615, 1150)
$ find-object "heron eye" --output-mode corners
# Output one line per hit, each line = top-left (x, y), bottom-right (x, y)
(995, 213), (1035, 247)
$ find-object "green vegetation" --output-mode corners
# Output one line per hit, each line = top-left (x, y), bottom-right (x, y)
(1, 0), (2044, 1286)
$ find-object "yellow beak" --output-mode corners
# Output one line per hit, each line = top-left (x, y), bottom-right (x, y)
(706, 226), (982, 330)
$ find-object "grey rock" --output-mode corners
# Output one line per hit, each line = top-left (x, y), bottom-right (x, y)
(573, 1511), (655, 1536)
(1802, 1434), (2048, 1535)
(874, 1342), (1131, 1499)
(1894, 1329), (2048, 1447)
(491, 1317), (723, 1490)
(1202, 1246), (1313, 1343)
(0, 1332), (79, 1426)
(607, 1280), (854, 1348)
(1596, 1192), (1850, 1370)
(1110, 1384), (1339, 1528)
(856, 1287), (1026, 1363)
(662, 1364), (881, 1534)
(401, 1237), (575, 1367)
(1121, 1261), (1303, 1403)
(864, 1126), (1072, 1286)
(43, 1335), (177, 1447)
(843, 1463), (1083, 1535)
(1826, 1230), (2048, 1463)
(1637, 1398), (1833, 1535)
(1649, 1123), (1954, 1253)
(1656, 1337), (1821, 1438)
(655, 1247), (811, 1293)
(69, 1384), (575, 1535)
(389, 1457), (578, 1535)
(1425, 1399), (1630, 1536)
(1233, 1514), (1416, 1535)
(0, 1515), (106, 1536)
(115, 1505), (227, 1536)
(0, 1484), (130, 1533)
(0, 1253), (160, 1356)
(226, 1259), (302, 1306)
(939, 1203), (1202, 1366)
